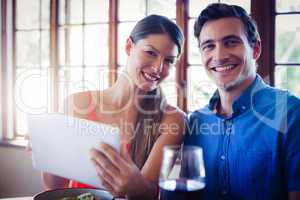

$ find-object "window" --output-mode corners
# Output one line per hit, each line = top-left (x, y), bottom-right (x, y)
(14, 0), (50, 136)
(0, 0), (297, 143)
(274, 0), (300, 98)
(57, 0), (110, 113)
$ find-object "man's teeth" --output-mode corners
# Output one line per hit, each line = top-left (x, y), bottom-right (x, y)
(214, 65), (235, 72)
(144, 72), (159, 81)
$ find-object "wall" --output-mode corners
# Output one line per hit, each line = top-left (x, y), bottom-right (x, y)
(0, 146), (43, 198)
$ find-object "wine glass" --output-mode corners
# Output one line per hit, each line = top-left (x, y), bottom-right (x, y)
(159, 145), (206, 200)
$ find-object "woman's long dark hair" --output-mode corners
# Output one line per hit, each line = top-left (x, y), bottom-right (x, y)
(129, 15), (184, 168)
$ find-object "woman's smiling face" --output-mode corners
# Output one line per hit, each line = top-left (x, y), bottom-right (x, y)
(125, 33), (179, 92)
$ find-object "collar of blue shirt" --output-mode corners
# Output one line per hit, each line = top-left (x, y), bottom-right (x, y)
(207, 75), (269, 115)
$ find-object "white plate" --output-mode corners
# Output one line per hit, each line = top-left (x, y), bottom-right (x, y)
(33, 188), (114, 200)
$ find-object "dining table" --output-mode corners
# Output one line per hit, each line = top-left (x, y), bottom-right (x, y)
(0, 197), (32, 200)
(0, 189), (125, 200)
(0, 196), (126, 200)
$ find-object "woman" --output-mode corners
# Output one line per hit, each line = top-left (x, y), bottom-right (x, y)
(42, 15), (186, 200)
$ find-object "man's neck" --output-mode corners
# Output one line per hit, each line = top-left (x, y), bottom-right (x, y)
(217, 76), (256, 117)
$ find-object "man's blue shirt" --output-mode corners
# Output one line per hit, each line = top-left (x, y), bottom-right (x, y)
(185, 75), (300, 200)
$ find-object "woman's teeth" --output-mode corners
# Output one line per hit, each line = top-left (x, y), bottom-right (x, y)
(143, 72), (159, 82)
(214, 65), (236, 72)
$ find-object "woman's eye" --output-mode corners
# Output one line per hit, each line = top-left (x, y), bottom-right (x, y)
(146, 50), (157, 57)
(165, 58), (175, 65)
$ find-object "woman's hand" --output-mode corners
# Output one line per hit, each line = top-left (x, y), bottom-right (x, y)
(90, 142), (156, 199)
(42, 172), (69, 190)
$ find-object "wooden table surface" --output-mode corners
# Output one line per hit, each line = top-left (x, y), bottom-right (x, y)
(0, 196), (127, 200)
(0, 197), (32, 200)
(0, 197), (127, 200)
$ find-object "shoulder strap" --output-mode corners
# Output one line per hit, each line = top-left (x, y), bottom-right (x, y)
(86, 91), (97, 121)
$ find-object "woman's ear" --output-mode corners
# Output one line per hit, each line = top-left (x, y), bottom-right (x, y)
(252, 40), (261, 60)
(125, 37), (134, 56)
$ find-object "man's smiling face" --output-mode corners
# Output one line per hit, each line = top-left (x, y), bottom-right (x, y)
(199, 17), (260, 92)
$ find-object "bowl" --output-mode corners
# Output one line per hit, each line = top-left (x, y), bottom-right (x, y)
(33, 188), (114, 200)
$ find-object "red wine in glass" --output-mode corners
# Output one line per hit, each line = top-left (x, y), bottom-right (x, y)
(159, 178), (205, 200)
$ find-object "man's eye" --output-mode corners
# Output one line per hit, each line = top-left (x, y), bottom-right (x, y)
(202, 44), (214, 51)
(225, 39), (239, 47)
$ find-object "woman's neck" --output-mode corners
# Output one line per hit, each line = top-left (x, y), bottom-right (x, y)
(109, 71), (144, 111)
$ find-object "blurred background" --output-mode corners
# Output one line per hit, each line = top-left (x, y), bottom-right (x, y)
(0, 0), (299, 198)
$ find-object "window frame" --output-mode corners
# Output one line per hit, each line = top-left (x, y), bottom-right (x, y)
(273, 5), (300, 87)
(1, 0), (7, 140)
(1, 0), (16, 143)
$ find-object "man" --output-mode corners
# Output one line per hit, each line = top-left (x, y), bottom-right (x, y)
(185, 3), (300, 200)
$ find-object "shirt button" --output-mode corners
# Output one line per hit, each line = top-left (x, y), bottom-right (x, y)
(242, 106), (246, 110)
(220, 155), (226, 160)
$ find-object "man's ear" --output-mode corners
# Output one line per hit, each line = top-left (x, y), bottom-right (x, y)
(253, 40), (261, 60)
(125, 37), (134, 56)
